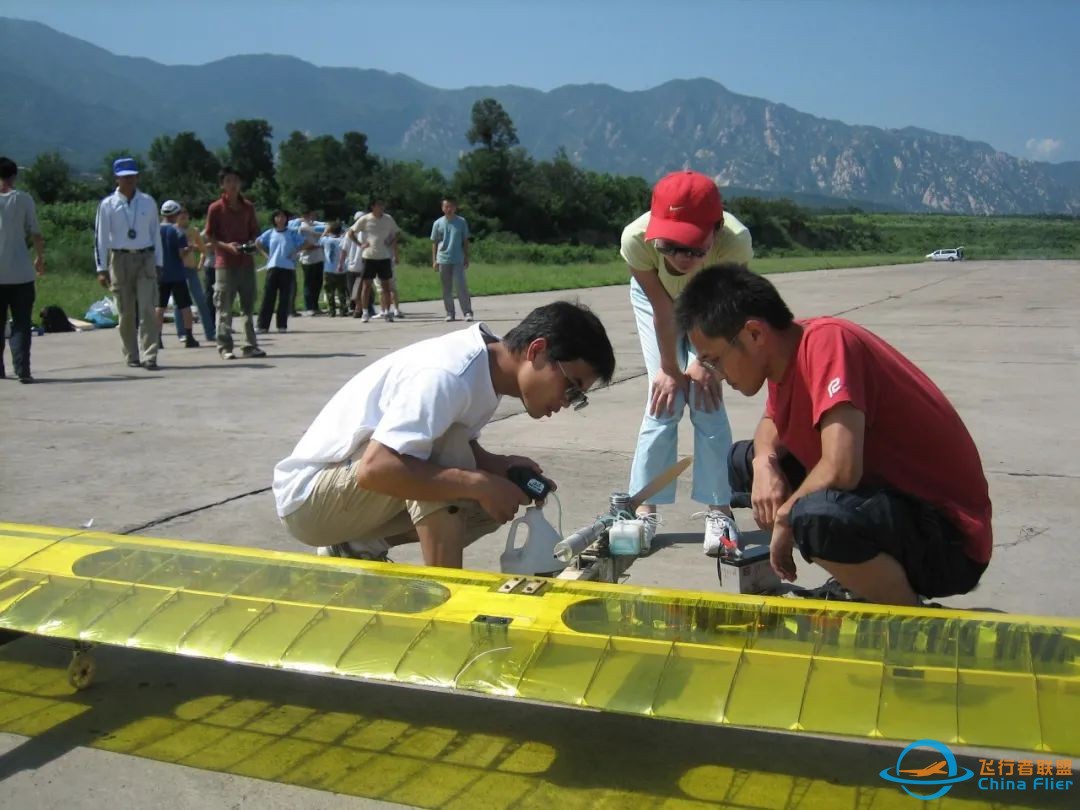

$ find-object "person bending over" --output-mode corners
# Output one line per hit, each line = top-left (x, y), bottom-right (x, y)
(621, 170), (753, 556)
(273, 301), (615, 568)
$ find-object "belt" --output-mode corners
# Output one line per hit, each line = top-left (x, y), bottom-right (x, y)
(111, 247), (155, 254)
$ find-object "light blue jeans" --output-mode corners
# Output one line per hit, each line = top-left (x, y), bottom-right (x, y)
(175, 266), (216, 340)
(629, 277), (733, 506)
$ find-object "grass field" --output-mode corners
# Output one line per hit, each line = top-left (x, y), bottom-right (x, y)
(830, 213), (1080, 259)
(34, 254), (922, 321)
(28, 200), (1078, 323)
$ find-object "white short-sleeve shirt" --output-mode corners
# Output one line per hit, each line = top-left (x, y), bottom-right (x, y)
(273, 323), (500, 517)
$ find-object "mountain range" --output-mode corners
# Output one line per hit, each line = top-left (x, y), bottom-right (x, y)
(2, 17), (1078, 215)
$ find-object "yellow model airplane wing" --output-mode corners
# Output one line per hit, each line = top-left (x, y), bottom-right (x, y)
(0, 522), (1076, 755)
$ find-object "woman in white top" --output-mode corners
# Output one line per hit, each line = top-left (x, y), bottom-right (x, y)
(620, 170), (753, 556)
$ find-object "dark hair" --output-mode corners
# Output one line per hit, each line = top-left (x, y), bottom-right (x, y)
(219, 165), (243, 183)
(370, 198), (385, 208)
(270, 208), (289, 224)
(675, 263), (794, 340)
(327, 220), (343, 236)
(504, 301), (615, 383)
(442, 196), (457, 205)
(0, 157), (17, 181)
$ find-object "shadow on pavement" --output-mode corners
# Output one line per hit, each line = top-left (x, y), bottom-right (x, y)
(0, 636), (1062, 808)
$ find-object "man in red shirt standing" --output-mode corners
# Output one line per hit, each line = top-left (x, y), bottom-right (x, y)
(676, 263), (991, 605)
(204, 166), (265, 360)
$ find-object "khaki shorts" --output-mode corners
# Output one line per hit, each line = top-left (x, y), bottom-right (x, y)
(282, 426), (500, 548)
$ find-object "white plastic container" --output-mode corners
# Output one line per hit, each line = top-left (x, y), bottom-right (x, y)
(609, 518), (646, 556)
(500, 505), (566, 575)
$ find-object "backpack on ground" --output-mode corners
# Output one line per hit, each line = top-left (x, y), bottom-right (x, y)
(39, 305), (76, 333)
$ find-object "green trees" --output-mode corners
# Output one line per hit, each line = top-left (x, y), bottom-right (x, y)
(453, 98), (527, 235)
(225, 119), (276, 189)
(366, 159), (447, 233)
(147, 132), (220, 211)
(725, 196), (884, 254)
(22, 152), (72, 204)
(278, 132), (350, 216)
(277, 129), (391, 222)
(466, 98), (519, 150)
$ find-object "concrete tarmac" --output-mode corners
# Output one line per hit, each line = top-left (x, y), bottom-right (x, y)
(1, 260), (1077, 808)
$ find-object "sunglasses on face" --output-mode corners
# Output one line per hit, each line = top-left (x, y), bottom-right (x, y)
(653, 240), (708, 260)
(557, 361), (589, 411)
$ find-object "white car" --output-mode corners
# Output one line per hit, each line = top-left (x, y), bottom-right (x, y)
(926, 247), (964, 262)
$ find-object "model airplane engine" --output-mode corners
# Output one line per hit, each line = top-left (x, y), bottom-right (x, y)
(554, 492), (652, 562)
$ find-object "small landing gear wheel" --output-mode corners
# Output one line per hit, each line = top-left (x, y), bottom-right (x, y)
(68, 648), (96, 690)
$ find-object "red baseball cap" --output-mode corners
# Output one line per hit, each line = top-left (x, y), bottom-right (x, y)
(644, 170), (724, 248)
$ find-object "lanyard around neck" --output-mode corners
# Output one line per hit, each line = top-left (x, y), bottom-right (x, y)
(119, 192), (139, 237)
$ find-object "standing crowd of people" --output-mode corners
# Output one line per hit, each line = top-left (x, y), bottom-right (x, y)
(0, 154), (480, 379)
(72, 160), (477, 369)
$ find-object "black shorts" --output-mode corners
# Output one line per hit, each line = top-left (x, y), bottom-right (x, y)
(158, 280), (192, 309)
(728, 440), (987, 598)
(361, 258), (393, 281)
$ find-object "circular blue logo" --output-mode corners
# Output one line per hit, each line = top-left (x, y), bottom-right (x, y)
(879, 739), (975, 800)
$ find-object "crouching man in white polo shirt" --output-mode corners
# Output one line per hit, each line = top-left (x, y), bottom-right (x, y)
(273, 301), (615, 568)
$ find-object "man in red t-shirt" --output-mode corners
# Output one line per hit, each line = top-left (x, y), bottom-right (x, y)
(675, 263), (991, 604)
(204, 166), (264, 360)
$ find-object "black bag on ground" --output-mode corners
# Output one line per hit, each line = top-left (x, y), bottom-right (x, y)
(39, 305), (75, 333)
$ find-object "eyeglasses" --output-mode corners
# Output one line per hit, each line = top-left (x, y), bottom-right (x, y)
(653, 240), (708, 260)
(699, 335), (739, 377)
(557, 361), (589, 411)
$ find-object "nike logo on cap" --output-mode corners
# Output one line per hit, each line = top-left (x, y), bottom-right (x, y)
(668, 205), (684, 212)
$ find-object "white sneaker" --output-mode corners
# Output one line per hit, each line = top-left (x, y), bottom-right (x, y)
(392, 307), (403, 318)
(316, 538), (390, 561)
(385, 312), (394, 322)
(445, 314), (455, 322)
(361, 313), (371, 323)
(464, 313), (474, 322)
(695, 510), (742, 557)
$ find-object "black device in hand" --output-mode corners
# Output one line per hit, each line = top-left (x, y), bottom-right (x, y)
(507, 466), (554, 502)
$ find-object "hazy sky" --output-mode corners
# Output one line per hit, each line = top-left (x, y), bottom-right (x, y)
(4, 0), (1078, 162)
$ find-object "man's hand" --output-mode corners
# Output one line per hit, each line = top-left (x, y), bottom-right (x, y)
(222, 242), (241, 255)
(686, 358), (721, 413)
(751, 454), (790, 529)
(769, 520), (798, 582)
(96, 271), (110, 289)
(474, 472), (532, 523)
(478, 452), (538, 478)
(34, 256), (46, 276)
(649, 367), (688, 417)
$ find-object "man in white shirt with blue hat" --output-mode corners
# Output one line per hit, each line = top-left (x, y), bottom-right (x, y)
(94, 157), (163, 369)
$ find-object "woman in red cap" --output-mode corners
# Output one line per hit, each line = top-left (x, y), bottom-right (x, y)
(620, 170), (753, 555)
